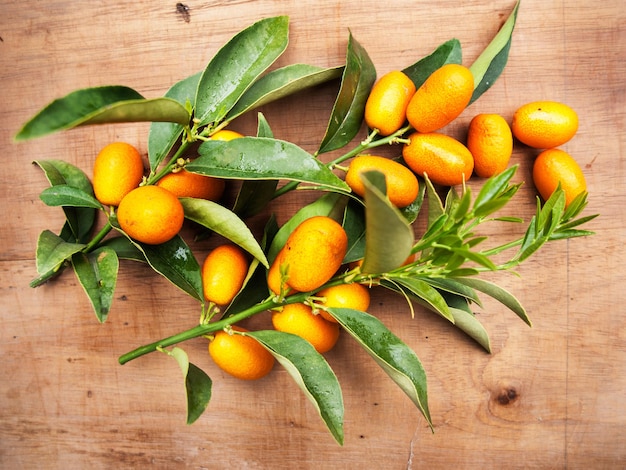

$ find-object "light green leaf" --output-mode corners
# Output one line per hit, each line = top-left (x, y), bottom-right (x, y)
(195, 16), (289, 126)
(327, 308), (433, 431)
(39, 185), (103, 209)
(71, 247), (119, 323)
(469, 0), (520, 103)
(360, 171), (414, 274)
(35, 229), (86, 275)
(388, 276), (453, 322)
(318, 32), (376, 154)
(180, 197), (268, 268)
(247, 329), (344, 445)
(167, 347), (213, 425)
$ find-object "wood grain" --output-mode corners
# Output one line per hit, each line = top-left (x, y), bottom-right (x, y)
(1, 1), (624, 468)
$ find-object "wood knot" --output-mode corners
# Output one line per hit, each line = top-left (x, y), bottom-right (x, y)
(491, 379), (522, 406)
(497, 387), (518, 405)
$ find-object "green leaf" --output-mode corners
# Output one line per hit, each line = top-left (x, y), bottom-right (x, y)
(418, 277), (483, 306)
(424, 174), (445, 228)
(195, 16), (289, 126)
(318, 32), (376, 154)
(100, 236), (146, 262)
(71, 247), (119, 323)
(247, 330), (344, 445)
(389, 276), (453, 322)
(148, 71), (201, 172)
(473, 165), (517, 212)
(35, 229), (86, 275)
(231, 113), (279, 218)
(402, 39), (462, 88)
(342, 200), (366, 264)
(359, 171), (414, 274)
(469, 0), (520, 104)
(168, 347), (212, 425)
(39, 185), (103, 209)
(16, 86), (189, 141)
(179, 197), (269, 268)
(453, 277), (531, 326)
(190, 137), (349, 192)
(34, 160), (96, 243)
(327, 308), (433, 431)
(449, 307), (491, 353)
(267, 192), (348, 264)
(226, 64), (343, 121)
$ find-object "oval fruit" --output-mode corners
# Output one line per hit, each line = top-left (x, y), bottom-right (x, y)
(209, 326), (274, 380)
(512, 101), (578, 149)
(365, 70), (416, 136)
(406, 64), (474, 133)
(272, 303), (340, 353)
(156, 167), (225, 201)
(402, 132), (474, 186)
(467, 113), (513, 178)
(269, 216), (348, 293)
(202, 244), (249, 306)
(345, 155), (419, 208)
(532, 148), (587, 207)
(93, 142), (144, 206)
(316, 283), (371, 323)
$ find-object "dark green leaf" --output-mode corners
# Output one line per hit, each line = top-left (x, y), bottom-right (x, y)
(71, 247), (119, 323)
(16, 86), (189, 141)
(418, 277), (483, 306)
(99, 236), (146, 262)
(39, 185), (103, 209)
(360, 171), (414, 274)
(342, 200), (366, 264)
(390, 276), (453, 322)
(148, 72), (201, 172)
(399, 172), (426, 223)
(35, 229), (86, 275)
(469, 0), (520, 104)
(168, 347), (212, 425)
(190, 137), (349, 192)
(226, 64), (343, 121)
(327, 308), (432, 431)
(424, 174), (445, 228)
(180, 197), (268, 268)
(403, 39), (462, 88)
(318, 32), (376, 154)
(247, 329), (344, 445)
(195, 16), (289, 126)
(33, 160), (96, 242)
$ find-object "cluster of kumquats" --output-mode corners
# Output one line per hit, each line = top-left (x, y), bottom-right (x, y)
(87, 60), (586, 383)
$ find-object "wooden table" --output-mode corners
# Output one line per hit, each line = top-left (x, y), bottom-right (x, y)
(1, 1), (624, 468)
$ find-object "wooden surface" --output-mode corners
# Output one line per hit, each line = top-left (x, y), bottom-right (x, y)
(1, 1), (624, 468)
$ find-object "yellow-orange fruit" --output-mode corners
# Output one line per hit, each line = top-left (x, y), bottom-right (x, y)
(210, 129), (244, 141)
(208, 326), (274, 380)
(364, 70), (416, 136)
(406, 64), (474, 133)
(511, 101), (578, 149)
(402, 132), (474, 186)
(532, 148), (587, 207)
(272, 303), (340, 353)
(467, 113), (513, 178)
(157, 165), (225, 201)
(93, 142), (144, 206)
(316, 283), (371, 323)
(345, 155), (419, 208)
(117, 185), (184, 245)
(202, 244), (249, 306)
(269, 216), (348, 293)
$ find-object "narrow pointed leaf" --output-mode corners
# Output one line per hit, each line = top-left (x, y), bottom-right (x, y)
(469, 0), (520, 103)
(180, 197), (268, 268)
(148, 72), (201, 171)
(39, 185), (103, 209)
(100, 236), (146, 262)
(226, 64), (343, 121)
(247, 330), (344, 445)
(318, 32), (376, 154)
(473, 165), (517, 212)
(360, 171), (414, 274)
(424, 174), (445, 228)
(403, 39), (462, 88)
(190, 137), (349, 192)
(168, 347), (212, 425)
(327, 308), (433, 431)
(35, 229), (86, 275)
(342, 199), (366, 264)
(449, 307), (491, 353)
(195, 16), (289, 126)
(390, 277), (453, 322)
(71, 247), (119, 323)
(454, 277), (531, 326)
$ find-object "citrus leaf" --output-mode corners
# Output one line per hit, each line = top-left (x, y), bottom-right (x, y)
(71, 247), (119, 323)
(449, 307), (491, 353)
(469, 0), (520, 104)
(326, 308), (433, 431)
(342, 199), (366, 264)
(247, 329), (344, 445)
(35, 229), (86, 275)
(453, 277), (531, 326)
(318, 32), (376, 154)
(226, 64), (343, 121)
(195, 16), (289, 126)
(39, 185), (103, 209)
(16, 86), (189, 141)
(179, 197), (269, 268)
(402, 38), (462, 88)
(33, 160), (96, 243)
(100, 236), (146, 262)
(167, 347), (212, 425)
(388, 276), (453, 322)
(190, 137), (349, 192)
(359, 170), (414, 274)
(148, 71), (201, 172)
